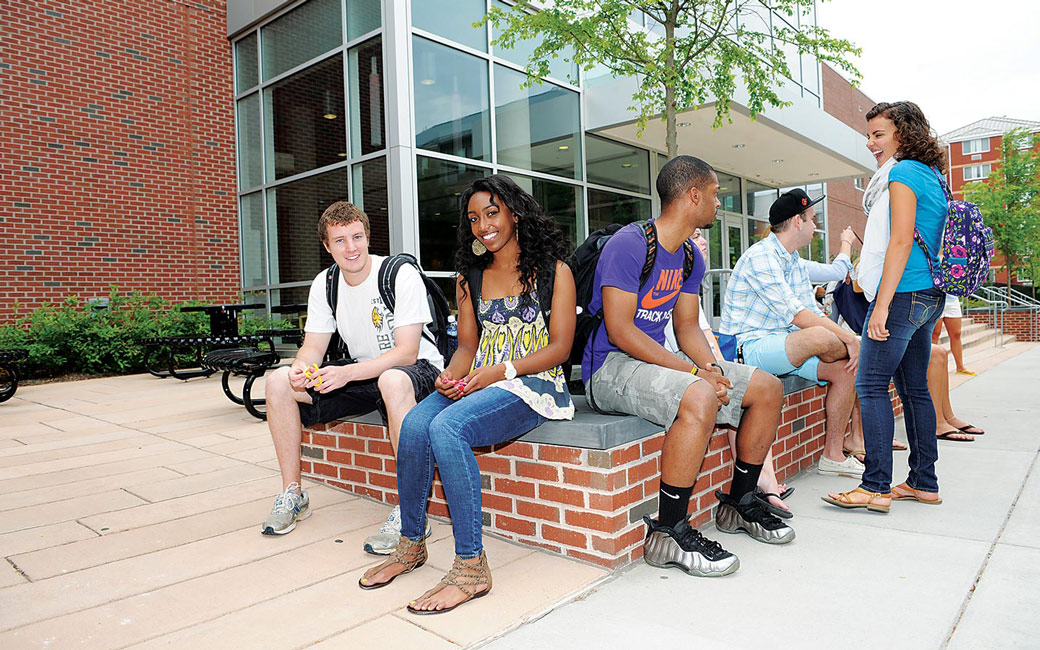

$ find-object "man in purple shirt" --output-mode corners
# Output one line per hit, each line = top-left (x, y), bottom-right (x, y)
(584, 156), (792, 577)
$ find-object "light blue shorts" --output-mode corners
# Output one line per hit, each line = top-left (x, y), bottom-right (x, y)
(741, 333), (825, 385)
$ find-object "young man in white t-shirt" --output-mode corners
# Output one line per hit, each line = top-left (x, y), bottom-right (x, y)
(262, 201), (444, 557)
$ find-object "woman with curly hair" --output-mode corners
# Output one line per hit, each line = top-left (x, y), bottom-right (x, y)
(358, 174), (576, 612)
(824, 101), (949, 512)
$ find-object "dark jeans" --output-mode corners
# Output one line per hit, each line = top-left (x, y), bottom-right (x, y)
(397, 388), (546, 558)
(856, 288), (945, 493)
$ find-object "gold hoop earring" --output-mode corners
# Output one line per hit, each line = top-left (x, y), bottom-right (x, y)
(471, 238), (488, 256)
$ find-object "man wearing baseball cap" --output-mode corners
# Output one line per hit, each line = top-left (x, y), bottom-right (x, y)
(720, 189), (865, 479)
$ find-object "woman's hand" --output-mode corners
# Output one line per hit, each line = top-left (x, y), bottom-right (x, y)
(867, 304), (890, 341)
(460, 364), (506, 395)
(436, 369), (464, 401)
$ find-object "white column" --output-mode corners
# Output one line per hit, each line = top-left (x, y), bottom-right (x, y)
(382, 0), (418, 257)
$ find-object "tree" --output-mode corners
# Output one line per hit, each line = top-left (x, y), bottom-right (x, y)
(482, 0), (861, 158)
(963, 129), (1040, 291)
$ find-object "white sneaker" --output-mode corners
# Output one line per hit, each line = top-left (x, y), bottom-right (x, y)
(817, 454), (865, 479)
(362, 505), (432, 556)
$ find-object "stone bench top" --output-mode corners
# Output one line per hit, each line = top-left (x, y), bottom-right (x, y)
(334, 374), (816, 451)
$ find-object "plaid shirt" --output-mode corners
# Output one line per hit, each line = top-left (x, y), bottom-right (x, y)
(720, 233), (824, 345)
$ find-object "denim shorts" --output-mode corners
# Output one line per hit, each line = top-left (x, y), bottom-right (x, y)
(741, 333), (824, 385)
(588, 351), (754, 429)
(297, 359), (440, 427)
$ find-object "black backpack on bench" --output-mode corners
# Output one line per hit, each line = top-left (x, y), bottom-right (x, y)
(324, 254), (453, 362)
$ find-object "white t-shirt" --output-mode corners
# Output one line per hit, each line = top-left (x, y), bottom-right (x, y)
(664, 299), (712, 353)
(304, 255), (444, 369)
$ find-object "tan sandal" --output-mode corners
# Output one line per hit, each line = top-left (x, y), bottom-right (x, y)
(358, 536), (427, 590)
(821, 487), (892, 513)
(407, 552), (492, 615)
(891, 482), (942, 505)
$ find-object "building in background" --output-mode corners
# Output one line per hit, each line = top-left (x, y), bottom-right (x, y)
(1, 0), (238, 320)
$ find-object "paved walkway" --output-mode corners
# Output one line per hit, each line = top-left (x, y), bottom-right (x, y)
(0, 339), (1035, 649)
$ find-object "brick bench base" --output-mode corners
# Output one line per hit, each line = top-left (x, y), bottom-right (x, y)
(302, 385), (901, 569)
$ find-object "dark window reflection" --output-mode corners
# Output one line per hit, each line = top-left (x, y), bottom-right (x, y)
(265, 54), (346, 181)
(413, 37), (491, 161)
(261, 0), (341, 80)
(268, 168), (348, 286)
(504, 173), (579, 251)
(352, 156), (390, 255)
(495, 65), (580, 179)
(417, 156), (490, 272)
(588, 188), (651, 234)
(350, 37), (385, 157)
(586, 135), (650, 194)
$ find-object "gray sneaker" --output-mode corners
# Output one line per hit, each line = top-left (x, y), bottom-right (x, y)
(261, 483), (310, 535)
(714, 490), (796, 545)
(363, 505), (433, 555)
(642, 515), (739, 577)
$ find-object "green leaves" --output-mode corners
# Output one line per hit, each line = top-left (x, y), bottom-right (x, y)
(483, 0), (861, 156)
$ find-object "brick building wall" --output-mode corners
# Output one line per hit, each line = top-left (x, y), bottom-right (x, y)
(820, 63), (873, 257)
(0, 0), (238, 320)
(969, 309), (1039, 342)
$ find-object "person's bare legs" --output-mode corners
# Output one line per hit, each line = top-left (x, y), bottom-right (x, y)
(726, 371), (786, 511)
(660, 381), (719, 487)
(785, 326), (847, 366)
(945, 317), (969, 372)
(927, 345), (973, 441)
(815, 361), (857, 463)
(266, 365), (314, 492)
(377, 368), (418, 454)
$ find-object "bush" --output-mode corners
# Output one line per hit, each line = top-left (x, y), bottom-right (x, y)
(0, 289), (289, 378)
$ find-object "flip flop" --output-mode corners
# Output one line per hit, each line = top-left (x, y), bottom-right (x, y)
(821, 487), (891, 513)
(754, 489), (793, 519)
(843, 448), (866, 463)
(891, 482), (943, 505)
(936, 430), (974, 443)
(892, 440), (908, 451)
(957, 424), (985, 435)
(779, 486), (795, 500)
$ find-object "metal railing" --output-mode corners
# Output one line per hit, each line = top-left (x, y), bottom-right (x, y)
(968, 288), (1010, 347)
(983, 287), (1040, 341)
(701, 268), (733, 328)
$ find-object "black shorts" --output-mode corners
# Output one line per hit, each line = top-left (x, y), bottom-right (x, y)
(297, 359), (440, 427)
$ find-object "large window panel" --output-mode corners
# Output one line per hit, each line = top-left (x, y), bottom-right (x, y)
(586, 135), (650, 194)
(266, 168), (348, 286)
(262, 0), (342, 80)
(412, 0), (487, 52)
(505, 173), (581, 248)
(492, 1), (577, 83)
(417, 156), (491, 272)
(717, 172), (741, 214)
(495, 65), (581, 180)
(237, 93), (262, 189)
(809, 230), (827, 264)
(351, 156), (390, 255)
(347, 0), (381, 40)
(745, 181), (777, 219)
(240, 192), (267, 287)
(264, 54), (346, 181)
(235, 33), (258, 92)
(747, 218), (770, 247)
(588, 188), (650, 233)
(349, 37), (385, 156)
(413, 37), (491, 161)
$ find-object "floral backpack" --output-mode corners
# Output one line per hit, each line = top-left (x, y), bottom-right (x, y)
(912, 168), (995, 296)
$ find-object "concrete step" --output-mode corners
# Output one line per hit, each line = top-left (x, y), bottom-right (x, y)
(935, 322), (988, 346)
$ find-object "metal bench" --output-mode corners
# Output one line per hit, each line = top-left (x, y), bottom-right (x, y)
(0, 350), (27, 404)
(141, 303), (267, 380)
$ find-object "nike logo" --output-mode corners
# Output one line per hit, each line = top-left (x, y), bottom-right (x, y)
(735, 466), (748, 474)
(640, 287), (682, 310)
(661, 490), (680, 499)
(640, 268), (685, 310)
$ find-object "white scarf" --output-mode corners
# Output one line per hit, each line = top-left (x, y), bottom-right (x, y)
(858, 156), (897, 301)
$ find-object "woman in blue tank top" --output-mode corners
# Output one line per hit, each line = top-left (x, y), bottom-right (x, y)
(824, 102), (949, 513)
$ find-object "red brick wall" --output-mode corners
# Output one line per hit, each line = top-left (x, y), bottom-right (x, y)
(969, 310), (1039, 341)
(1, 0), (237, 320)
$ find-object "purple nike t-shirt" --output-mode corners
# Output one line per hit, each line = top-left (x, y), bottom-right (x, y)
(581, 221), (706, 384)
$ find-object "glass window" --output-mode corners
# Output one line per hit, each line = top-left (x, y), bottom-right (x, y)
(347, 0), (381, 40)
(351, 156), (390, 255)
(588, 188), (651, 233)
(809, 230), (827, 264)
(235, 33), (258, 92)
(495, 65), (581, 179)
(266, 167), (349, 286)
(585, 135), (650, 194)
(717, 172), (741, 213)
(505, 173), (581, 247)
(745, 181), (777, 219)
(801, 52), (819, 96)
(349, 37), (385, 156)
(807, 182), (825, 229)
(264, 54), (346, 181)
(413, 36), (491, 161)
(747, 218), (770, 247)
(961, 138), (990, 155)
(708, 223), (723, 269)
(412, 0), (486, 52)
(854, 177), (865, 191)
(240, 192), (266, 287)
(237, 93), (262, 189)
(417, 156), (491, 272)
(262, 0), (341, 80)
(963, 164), (991, 181)
(491, 1), (578, 83)
(727, 223), (742, 268)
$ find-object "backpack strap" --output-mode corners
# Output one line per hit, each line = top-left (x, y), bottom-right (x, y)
(324, 263), (350, 360)
(467, 266), (484, 339)
(638, 220), (658, 290)
(379, 253), (439, 348)
(681, 240), (696, 282)
(537, 261), (556, 328)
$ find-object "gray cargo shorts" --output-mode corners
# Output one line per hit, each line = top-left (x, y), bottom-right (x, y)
(588, 351), (755, 429)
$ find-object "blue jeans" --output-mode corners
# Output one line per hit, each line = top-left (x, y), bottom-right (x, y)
(856, 288), (945, 493)
(397, 387), (546, 558)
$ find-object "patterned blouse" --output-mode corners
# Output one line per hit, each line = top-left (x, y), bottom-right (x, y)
(471, 290), (574, 420)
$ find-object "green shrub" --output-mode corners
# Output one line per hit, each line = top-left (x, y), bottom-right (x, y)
(0, 289), (290, 378)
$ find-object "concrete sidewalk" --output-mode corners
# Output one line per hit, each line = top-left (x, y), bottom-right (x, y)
(484, 345), (1040, 650)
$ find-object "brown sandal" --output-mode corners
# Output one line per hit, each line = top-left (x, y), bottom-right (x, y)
(891, 482), (943, 505)
(358, 536), (427, 590)
(407, 552), (492, 615)
(821, 487), (892, 513)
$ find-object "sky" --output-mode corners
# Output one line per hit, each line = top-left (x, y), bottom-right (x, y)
(815, 0), (1040, 137)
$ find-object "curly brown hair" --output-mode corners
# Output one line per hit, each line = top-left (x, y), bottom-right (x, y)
(317, 200), (369, 243)
(865, 102), (947, 173)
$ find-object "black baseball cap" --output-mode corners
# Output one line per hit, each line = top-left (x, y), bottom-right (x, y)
(768, 189), (825, 225)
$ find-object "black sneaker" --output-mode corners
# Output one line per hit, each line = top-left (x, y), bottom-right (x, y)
(642, 515), (739, 577)
(715, 490), (796, 545)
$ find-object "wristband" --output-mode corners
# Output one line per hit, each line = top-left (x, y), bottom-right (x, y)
(689, 366), (699, 376)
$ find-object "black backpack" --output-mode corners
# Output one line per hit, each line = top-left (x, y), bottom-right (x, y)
(324, 253), (454, 362)
(568, 220), (695, 405)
